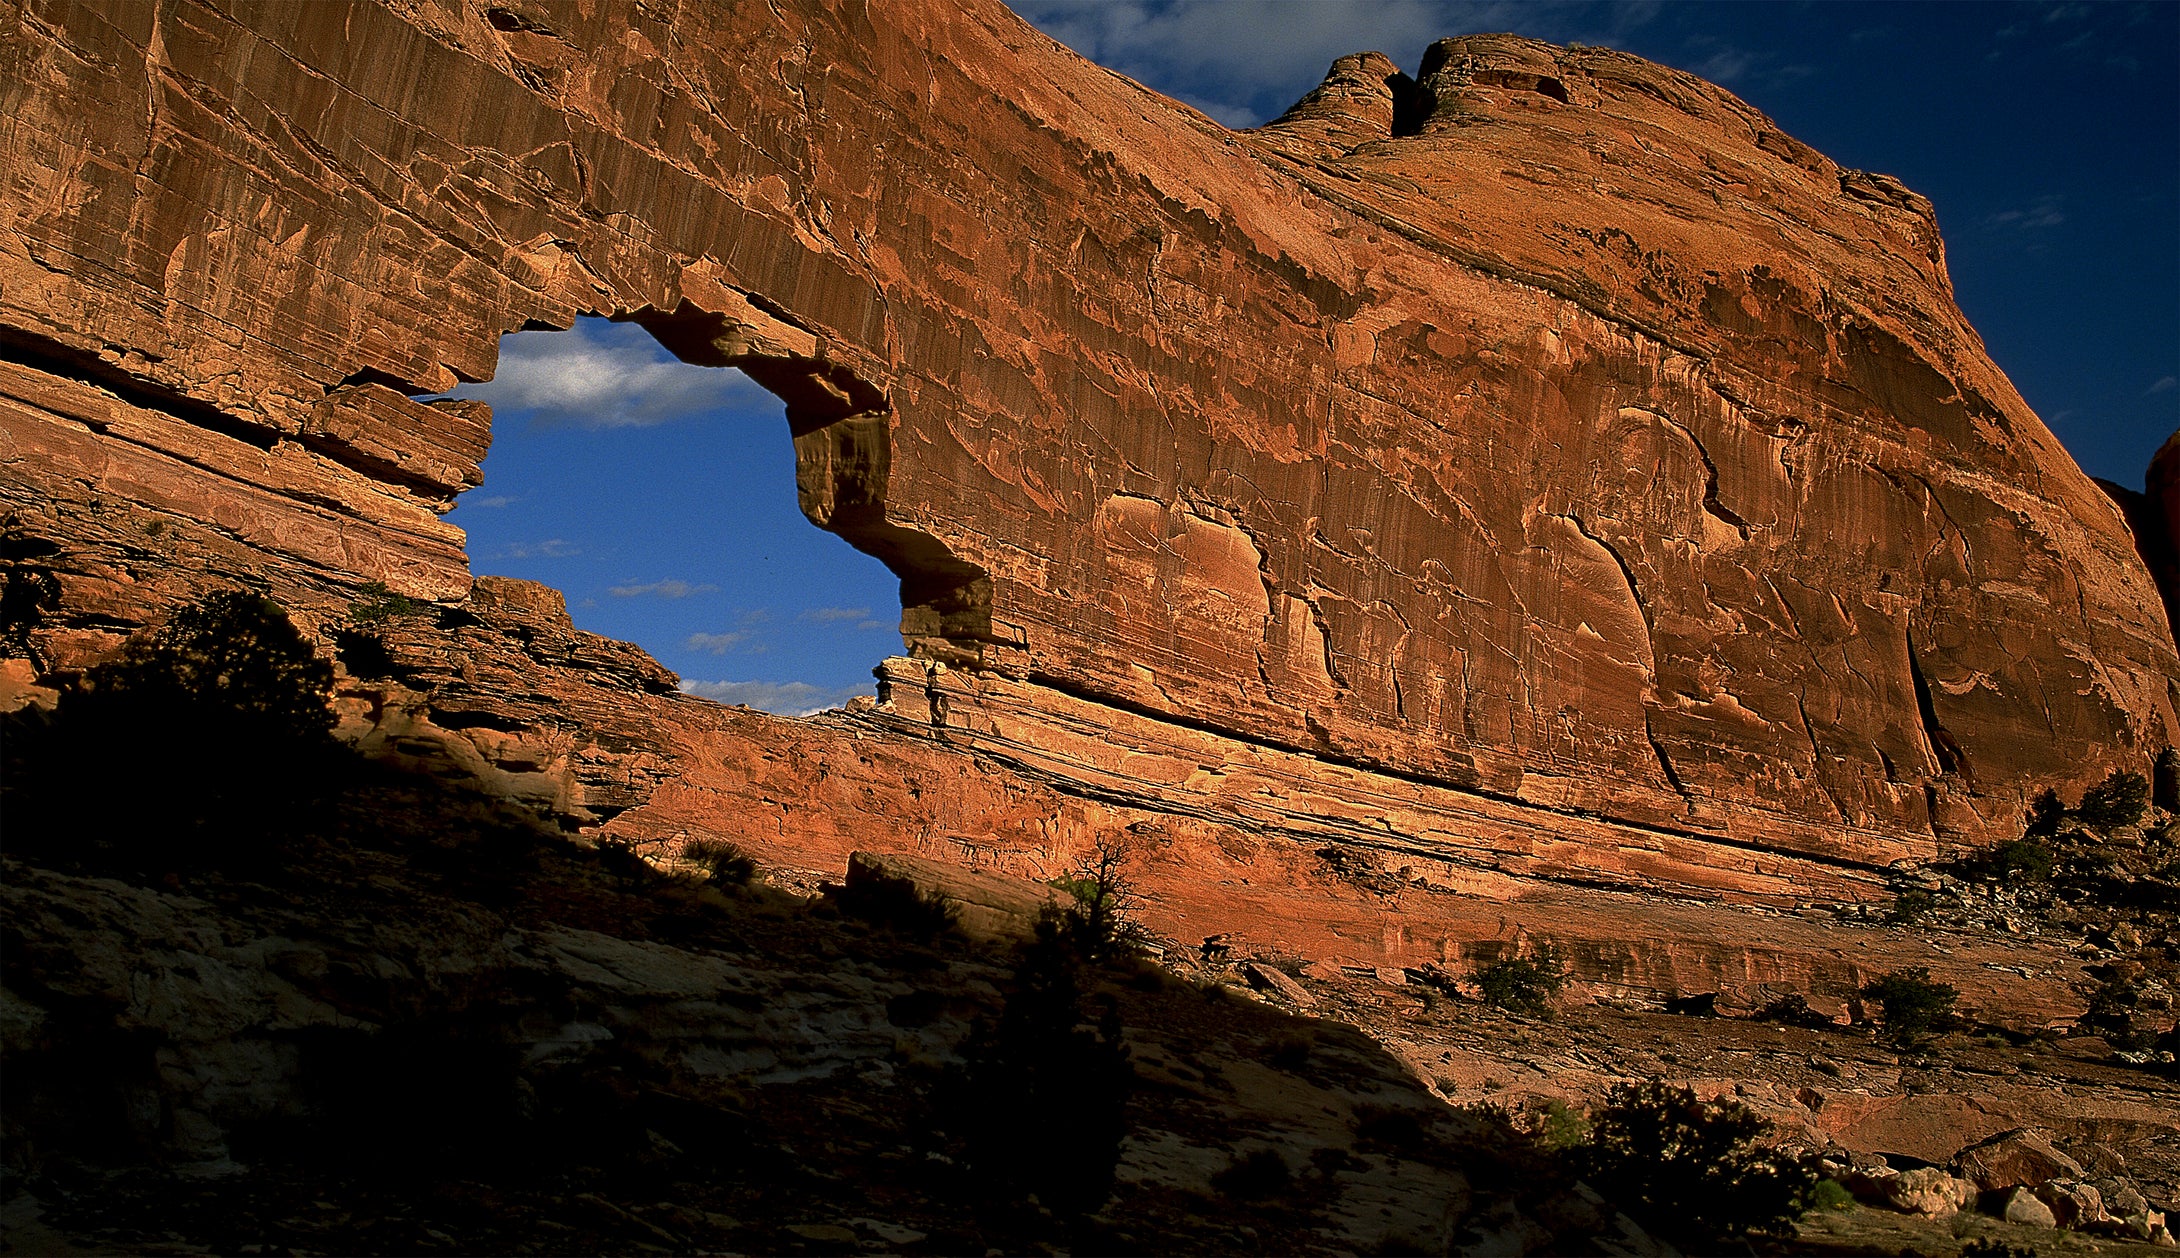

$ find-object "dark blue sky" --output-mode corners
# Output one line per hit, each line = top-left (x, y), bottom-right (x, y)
(452, 1), (2177, 714)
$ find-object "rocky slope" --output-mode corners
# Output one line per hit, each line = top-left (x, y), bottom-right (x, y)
(0, 753), (1672, 1256)
(2, 736), (2173, 1255)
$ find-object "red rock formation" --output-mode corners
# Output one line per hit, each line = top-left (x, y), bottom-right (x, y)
(3, 1), (2176, 985)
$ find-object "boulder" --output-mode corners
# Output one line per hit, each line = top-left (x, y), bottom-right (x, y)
(1881, 1167), (1976, 1217)
(2034, 1180), (2109, 1229)
(1244, 962), (1318, 1008)
(1952, 1128), (2085, 1192)
(2000, 1186), (2059, 1229)
(844, 850), (1068, 943)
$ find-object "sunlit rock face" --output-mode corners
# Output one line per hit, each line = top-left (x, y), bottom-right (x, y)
(4, 0), (2175, 877)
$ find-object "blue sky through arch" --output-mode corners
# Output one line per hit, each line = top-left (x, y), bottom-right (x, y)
(446, 318), (898, 716)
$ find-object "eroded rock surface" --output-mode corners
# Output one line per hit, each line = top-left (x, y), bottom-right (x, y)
(6, 0), (2176, 874)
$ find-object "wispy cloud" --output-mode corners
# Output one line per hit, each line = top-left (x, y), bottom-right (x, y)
(495, 538), (578, 559)
(467, 494), (517, 508)
(799, 605), (893, 631)
(680, 678), (872, 716)
(611, 578), (719, 599)
(1982, 194), (2067, 231)
(2149, 376), (2178, 395)
(1679, 35), (1811, 90)
(1011, 0), (1654, 129)
(1175, 93), (1263, 129)
(685, 630), (765, 655)
(1690, 44), (1754, 84)
(450, 317), (776, 429)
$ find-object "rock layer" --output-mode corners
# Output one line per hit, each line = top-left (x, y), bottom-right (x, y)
(4, 3), (2178, 926)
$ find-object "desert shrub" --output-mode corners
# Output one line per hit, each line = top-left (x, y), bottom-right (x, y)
(347, 580), (424, 625)
(2080, 969), (2171, 1053)
(1960, 1240), (2038, 1258)
(941, 914), (1132, 1215)
(0, 560), (60, 660)
(1212, 1148), (1293, 1201)
(1577, 1080), (1817, 1246)
(1988, 837), (2049, 876)
(1047, 831), (1146, 963)
(1470, 944), (1568, 1016)
(337, 583), (428, 679)
(76, 590), (334, 742)
(1946, 836), (2056, 885)
(681, 836), (756, 888)
(1533, 1097), (1589, 1151)
(1887, 889), (1935, 924)
(836, 876), (959, 943)
(3, 589), (340, 873)
(2025, 787), (2068, 837)
(1810, 1177), (1854, 1211)
(332, 626), (398, 678)
(1752, 993), (1839, 1030)
(1861, 968), (1958, 1044)
(2078, 769), (2149, 831)
(591, 837), (657, 888)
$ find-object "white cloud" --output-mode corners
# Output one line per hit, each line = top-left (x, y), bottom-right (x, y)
(686, 630), (760, 654)
(467, 494), (517, 508)
(450, 318), (776, 428)
(611, 578), (719, 598)
(2147, 376), (2177, 395)
(496, 538), (578, 559)
(681, 678), (874, 716)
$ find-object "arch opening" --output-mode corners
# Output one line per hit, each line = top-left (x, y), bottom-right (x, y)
(624, 302), (996, 667)
(443, 312), (980, 714)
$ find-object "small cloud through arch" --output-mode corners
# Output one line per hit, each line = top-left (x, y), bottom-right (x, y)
(454, 318), (773, 428)
(680, 678), (869, 717)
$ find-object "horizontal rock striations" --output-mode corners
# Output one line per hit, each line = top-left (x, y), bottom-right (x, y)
(4, 1), (2177, 930)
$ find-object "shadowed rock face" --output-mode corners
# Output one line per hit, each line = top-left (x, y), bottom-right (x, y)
(3, 2), (2176, 877)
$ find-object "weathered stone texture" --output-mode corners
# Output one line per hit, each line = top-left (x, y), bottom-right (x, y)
(4, 0), (2176, 871)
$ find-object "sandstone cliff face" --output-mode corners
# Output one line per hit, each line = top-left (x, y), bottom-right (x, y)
(3, 2), (2175, 875)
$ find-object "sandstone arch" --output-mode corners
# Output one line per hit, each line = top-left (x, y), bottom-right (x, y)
(3, 0), (2175, 878)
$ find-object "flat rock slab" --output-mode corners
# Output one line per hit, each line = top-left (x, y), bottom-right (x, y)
(845, 849), (1068, 942)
